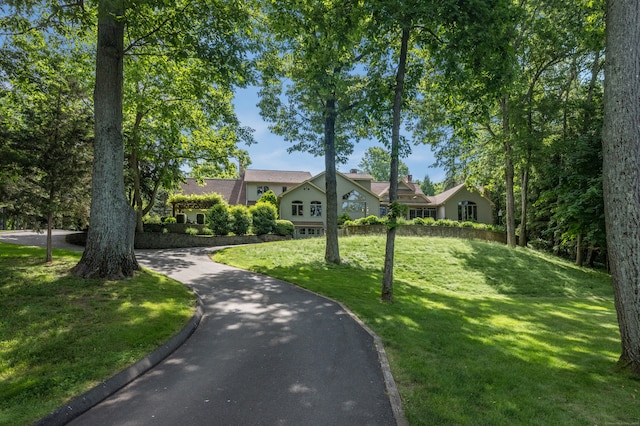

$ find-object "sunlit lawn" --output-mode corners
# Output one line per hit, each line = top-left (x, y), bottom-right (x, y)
(214, 236), (638, 425)
(0, 242), (196, 425)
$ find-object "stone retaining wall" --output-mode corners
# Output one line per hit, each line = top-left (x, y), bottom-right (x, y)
(342, 224), (507, 244)
(65, 232), (291, 249)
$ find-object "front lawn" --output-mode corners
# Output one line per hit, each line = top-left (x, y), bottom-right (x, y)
(0, 242), (196, 425)
(214, 236), (638, 425)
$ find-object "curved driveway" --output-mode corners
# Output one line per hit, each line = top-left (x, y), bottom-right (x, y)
(1, 231), (405, 425)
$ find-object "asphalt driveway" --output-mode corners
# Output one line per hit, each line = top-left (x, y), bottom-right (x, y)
(1, 230), (405, 425)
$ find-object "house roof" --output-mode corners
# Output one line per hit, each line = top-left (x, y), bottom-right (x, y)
(427, 183), (466, 205)
(179, 178), (245, 205)
(372, 179), (428, 200)
(243, 169), (312, 184)
(343, 172), (374, 181)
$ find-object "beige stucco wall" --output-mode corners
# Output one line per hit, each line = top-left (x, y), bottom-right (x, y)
(310, 174), (380, 220)
(441, 187), (493, 224)
(246, 182), (292, 204)
(279, 183), (327, 226)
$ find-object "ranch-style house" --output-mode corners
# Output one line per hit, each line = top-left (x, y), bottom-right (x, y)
(171, 169), (494, 238)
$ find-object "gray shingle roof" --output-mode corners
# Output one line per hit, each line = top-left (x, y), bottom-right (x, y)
(243, 169), (312, 183)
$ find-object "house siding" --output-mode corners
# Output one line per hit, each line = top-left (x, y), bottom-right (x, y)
(441, 187), (493, 224)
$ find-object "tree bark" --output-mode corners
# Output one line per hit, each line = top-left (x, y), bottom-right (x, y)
(501, 96), (517, 248)
(72, 0), (138, 279)
(575, 233), (584, 267)
(519, 167), (528, 247)
(324, 98), (340, 264)
(602, 0), (640, 376)
(382, 27), (409, 302)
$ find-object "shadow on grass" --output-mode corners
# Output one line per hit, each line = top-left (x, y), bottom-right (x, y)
(448, 240), (612, 298)
(223, 247), (631, 426)
(0, 258), (194, 425)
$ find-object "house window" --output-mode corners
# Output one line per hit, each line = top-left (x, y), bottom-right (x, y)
(282, 186), (287, 193)
(257, 185), (269, 196)
(342, 190), (367, 214)
(299, 228), (306, 235)
(196, 213), (205, 225)
(427, 208), (436, 219)
(458, 201), (477, 221)
(310, 201), (322, 217)
(292, 200), (303, 216)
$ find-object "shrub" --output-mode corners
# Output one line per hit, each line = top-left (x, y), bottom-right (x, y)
(257, 190), (279, 214)
(338, 213), (352, 226)
(185, 227), (198, 235)
(199, 227), (214, 236)
(413, 217), (425, 225)
(250, 202), (277, 235)
(422, 217), (436, 226)
(229, 205), (252, 236)
(142, 214), (162, 225)
(274, 220), (295, 237)
(461, 221), (476, 228)
(206, 203), (231, 236)
(435, 219), (460, 227)
(163, 216), (177, 224)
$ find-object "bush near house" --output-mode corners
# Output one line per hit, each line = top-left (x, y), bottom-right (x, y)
(274, 220), (295, 237)
(250, 202), (277, 235)
(206, 202), (231, 236)
(230, 205), (252, 236)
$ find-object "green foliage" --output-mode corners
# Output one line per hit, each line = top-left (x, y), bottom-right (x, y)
(257, 190), (278, 211)
(434, 219), (461, 228)
(358, 147), (409, 181)
(184, 227), (199, 236)
(353, 215), (386, 225)
(142, 215), (162, 225)
(338, 213), (352, 226)
(168, 193), (225, 209)
(250, 202), (277, 235)
(206, 202), (231, 236)
(163, 216), (177, 224)
(229, 205), (252, 236)
(198, 227), (214, 236)
(274, 220), (295, 237)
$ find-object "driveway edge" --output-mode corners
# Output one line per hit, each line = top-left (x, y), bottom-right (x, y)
(275, 283), (409, 426)
(36, 295), (204, 426)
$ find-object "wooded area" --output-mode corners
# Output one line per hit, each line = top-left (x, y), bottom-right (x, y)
(1, 0), (639, 373)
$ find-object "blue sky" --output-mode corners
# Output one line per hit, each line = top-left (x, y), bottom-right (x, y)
(233, 86), (446, 183)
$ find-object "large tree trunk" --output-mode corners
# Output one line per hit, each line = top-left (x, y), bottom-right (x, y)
(72, 0), (138, 279)
(602, 0), (640, 376)
(519, 167), (528, 247)
(382, 27), (409, 302)
(501, 97), (517, 248)
(324, 99), (340, 264)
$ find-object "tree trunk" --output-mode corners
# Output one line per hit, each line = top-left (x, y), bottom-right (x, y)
(519, 167), (528, 247)
(324, 99), (340, 264)
(602, 0), (640, 376)
(575, 233), (584, 267)
(501, 97), (517, 248)
(382, 27), (409, 302)
(46, 205), (53, 263)
(72, 0), (138, 279)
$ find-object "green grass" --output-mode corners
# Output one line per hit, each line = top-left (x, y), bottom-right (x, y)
(0, 242), (196, 425)
(214, 236), (639, 425)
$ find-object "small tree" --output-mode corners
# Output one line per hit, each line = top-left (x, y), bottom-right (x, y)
(206, 203), (231, 236)
(257, 190), (278, 215)
(229, 205), (251, 236)
(250, 202), (277, 235)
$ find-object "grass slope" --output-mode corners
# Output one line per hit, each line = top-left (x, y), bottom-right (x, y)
(0, 242), (196, 425)
(214, 236), (638, 425)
